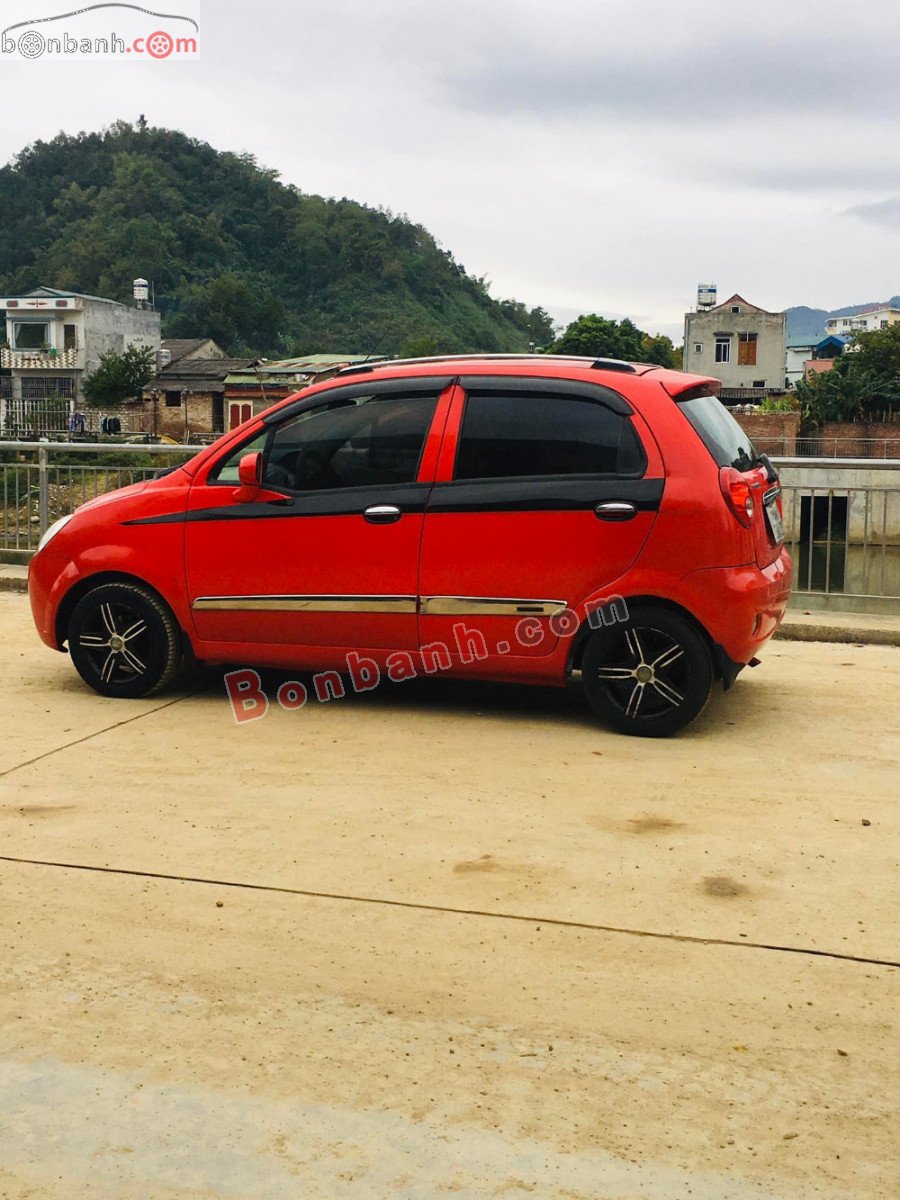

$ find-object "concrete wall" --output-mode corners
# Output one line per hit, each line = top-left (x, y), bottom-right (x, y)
(777, 462), (900, 543)
(684, 304), (786, 390)
(82, 300), (160, 381)
(785, 345), (814, 385)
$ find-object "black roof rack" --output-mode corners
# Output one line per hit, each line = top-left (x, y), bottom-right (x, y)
(337, 353), (639, 378)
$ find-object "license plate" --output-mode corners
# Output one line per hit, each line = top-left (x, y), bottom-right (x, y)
(764, 495), (785, 543)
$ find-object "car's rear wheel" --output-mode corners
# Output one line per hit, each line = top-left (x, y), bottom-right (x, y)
(581, 604), (714, 737)
(67, 581), (182, 699)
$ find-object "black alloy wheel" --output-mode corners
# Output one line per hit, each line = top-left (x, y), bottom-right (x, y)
(68, 581), (182, 699)
(581, 604), (714, 737)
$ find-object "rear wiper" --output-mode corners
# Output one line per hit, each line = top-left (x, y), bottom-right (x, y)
(757, 453), (778, 484)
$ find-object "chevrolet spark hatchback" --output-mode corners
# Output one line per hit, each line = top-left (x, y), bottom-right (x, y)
(29, 355), (793, 736)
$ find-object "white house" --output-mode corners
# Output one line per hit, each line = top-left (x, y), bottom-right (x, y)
(824, 306), (900, 338)
(0, 286), (160, 429)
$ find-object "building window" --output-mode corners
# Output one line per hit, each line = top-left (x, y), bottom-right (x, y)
(752, 379), (765, 388)
(731, 306), (741, 314)
(64, 324), (77, 350)
(738, 332), (758, 366)
(165, 391), (182, 408)
(13, 322), (49, 350)
(693, 343), (702, 353)
(21, 376), (74, 399)
(715, 336), (731, 363)
(881, 320), (889, 329)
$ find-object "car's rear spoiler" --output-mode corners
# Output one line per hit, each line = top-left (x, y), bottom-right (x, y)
(657, 373), (722, 400)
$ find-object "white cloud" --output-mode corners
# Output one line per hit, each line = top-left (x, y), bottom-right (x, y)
(1, 0), (899, 338)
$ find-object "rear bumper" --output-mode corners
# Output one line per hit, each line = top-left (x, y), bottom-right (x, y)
(679, 548), (793, 668)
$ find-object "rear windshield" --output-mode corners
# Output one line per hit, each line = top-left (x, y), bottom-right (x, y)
(677, 391), (758, 471)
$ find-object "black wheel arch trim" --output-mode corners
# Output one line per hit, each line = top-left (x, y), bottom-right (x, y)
(566, 594), (724, 678)
(55, 571), (184, 652)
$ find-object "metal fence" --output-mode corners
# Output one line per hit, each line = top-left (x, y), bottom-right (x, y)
(774, 458), (900, 609)
(756, 436), (900, 459)
(0, 440), (198, 554)
(0, 400), (143, 440)
(2, 442), (899, 610)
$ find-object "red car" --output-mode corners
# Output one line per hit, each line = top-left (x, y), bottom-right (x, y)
(29, 355), (792, 736)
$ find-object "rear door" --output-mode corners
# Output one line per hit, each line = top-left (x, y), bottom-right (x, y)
(418, 376), (663, 660)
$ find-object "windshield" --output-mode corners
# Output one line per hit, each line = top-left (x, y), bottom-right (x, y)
(677, 392), (758, 471)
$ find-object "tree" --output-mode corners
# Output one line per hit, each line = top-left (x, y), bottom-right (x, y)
(849, 322), (900, 380)
(546, 314), (672, 364)
(794, 326), (900, 424)
(398, 332), (455, 358)
(82, 344), (156, 407)
(166, 273), (285, 355)
(642, 333), (676, 368)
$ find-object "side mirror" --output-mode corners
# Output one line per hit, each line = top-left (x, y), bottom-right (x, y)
(236, 451), (263, 499)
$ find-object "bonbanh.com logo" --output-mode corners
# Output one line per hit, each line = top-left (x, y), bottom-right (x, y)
(2, 3), (199, 60)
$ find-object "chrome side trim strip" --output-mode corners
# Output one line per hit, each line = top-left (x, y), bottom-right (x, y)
(192, 595), (417, 614)
(420, 596), (567, 617)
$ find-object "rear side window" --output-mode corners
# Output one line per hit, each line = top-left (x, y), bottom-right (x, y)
(677, 391), (758, 471)
(455, 393), (645, 480)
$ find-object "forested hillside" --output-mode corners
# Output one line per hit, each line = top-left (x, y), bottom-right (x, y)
(0, 121), (553, 356)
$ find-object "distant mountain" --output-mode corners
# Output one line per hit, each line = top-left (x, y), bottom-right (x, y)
(0, 121), (555, 357)
(786, 297), (900, 341)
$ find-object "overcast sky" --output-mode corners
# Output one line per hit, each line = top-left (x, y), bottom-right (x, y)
(2, 0), (898, 340)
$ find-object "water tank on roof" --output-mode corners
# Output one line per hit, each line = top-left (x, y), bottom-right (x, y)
(697, 283), (717, 309)
(157, 348), (172, 370)
(133, 278), (150, 305)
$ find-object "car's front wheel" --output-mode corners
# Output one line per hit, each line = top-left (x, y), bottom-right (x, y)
(581, 604), (714, 737)
(67, 581), (182, 698)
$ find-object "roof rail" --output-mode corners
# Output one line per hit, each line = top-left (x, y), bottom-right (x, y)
(337, 353), (639, 378)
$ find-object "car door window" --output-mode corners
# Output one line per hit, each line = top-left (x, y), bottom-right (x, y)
(455, 392), (645, 480)
(263, 392), (439, 492)
(209, 429), (270, 483)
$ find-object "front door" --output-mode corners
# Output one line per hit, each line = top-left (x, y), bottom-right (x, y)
(418, 377), (663, 661)
(185, 379), (451, 651)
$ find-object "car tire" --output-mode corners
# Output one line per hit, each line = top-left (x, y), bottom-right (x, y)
(581, 604), (714, 737)
(68, 581), (182, 699)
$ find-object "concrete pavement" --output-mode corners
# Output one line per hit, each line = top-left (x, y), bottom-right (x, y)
(0, 590), (897, 1198)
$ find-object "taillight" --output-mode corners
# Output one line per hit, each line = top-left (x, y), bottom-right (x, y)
(719, 467), (755, 528)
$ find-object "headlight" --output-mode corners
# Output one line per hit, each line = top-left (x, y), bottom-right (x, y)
(37, 514), (73, 553)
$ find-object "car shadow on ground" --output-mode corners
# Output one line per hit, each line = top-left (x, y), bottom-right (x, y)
(179, 660), (756, 740)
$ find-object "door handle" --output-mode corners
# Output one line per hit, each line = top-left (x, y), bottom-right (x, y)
(364, 504), (402, 525)
(595, 501), (637, 521)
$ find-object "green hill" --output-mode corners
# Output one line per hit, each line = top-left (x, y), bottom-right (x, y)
(0, 120), (554, 357)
